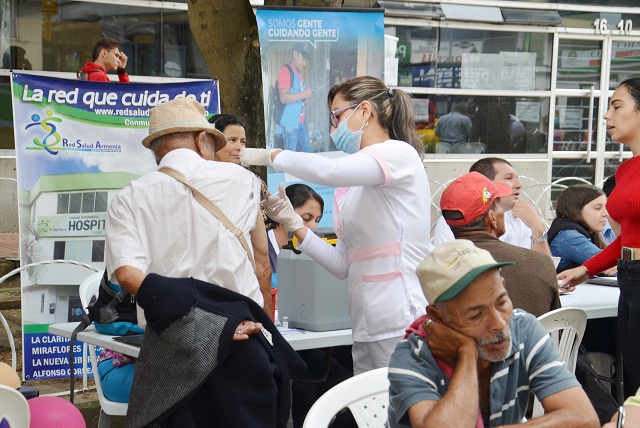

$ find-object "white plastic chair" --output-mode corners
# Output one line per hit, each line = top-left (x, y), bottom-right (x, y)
(303, 367), (389, 428)
(79, 272), (103, 390)
(532, 307), (587, 417)
(0, 310), (16, 371)
(79, 271), (129, 427)
(0, 259), (99, 374)
(0, 384), (30, 427)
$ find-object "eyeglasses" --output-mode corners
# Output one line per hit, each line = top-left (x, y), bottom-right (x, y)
(330, 103), (359, 128)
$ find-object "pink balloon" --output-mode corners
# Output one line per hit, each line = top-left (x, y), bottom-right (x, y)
(28, 396), (86, 428)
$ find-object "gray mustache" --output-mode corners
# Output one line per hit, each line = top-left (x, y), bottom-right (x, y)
(477, 328), (511, 346)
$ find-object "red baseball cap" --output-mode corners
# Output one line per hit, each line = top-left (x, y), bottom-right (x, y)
(441, 172), (513, 226)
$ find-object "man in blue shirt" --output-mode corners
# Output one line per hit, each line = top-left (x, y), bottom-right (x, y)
(387, 239), (599, 428)
(278, 42), (313, 152)
(436, 101), (472, 146)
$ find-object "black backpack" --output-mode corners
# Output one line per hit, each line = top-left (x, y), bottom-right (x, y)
(68, 269), (137, 403)
(76, 69), (99, 80)
(269, 64), (294, 126)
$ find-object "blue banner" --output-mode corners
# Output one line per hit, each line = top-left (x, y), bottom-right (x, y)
(257, 7), (384, 228)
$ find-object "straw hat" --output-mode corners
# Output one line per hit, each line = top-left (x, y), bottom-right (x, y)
(141, 98), (227, 149)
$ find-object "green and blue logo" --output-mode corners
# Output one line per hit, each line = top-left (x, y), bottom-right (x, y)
(25, 110), (62, 155)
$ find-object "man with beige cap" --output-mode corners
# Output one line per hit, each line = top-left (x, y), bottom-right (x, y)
(387, 240), (598, 428)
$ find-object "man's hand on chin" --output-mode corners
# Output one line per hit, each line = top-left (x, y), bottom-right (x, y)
(423, 315), (477, 367)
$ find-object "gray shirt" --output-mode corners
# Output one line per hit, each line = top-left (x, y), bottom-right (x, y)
(435, 111), (472, 144)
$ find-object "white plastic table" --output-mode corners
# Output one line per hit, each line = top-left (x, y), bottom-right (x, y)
(48, 322), (353, 358)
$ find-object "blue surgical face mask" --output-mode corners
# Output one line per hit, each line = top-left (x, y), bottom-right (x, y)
(330, 104), (367, 154)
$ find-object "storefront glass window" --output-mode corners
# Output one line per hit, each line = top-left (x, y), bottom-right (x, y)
(392, 27), (551, 91)
(609, 37), (640, 90)
(557, 39), (602, 90)
(2, 2), (207, 77)
(0, 1), (209, 150)
(425, 95), (550, 155)
(553, 95), (599, 151)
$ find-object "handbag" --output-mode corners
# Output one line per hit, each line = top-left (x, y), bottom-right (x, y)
(88, 269), (137, 324)
(158, 167), (256, 271)
(69, 269), (137, 403)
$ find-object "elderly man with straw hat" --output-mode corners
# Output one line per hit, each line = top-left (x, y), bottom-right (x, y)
(386, 239), (598, 428)
(106, 97), (272, 320)
(104, 98), (305, 427)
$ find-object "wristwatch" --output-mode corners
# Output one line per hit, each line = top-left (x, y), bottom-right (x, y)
(531, 231), (548, 244)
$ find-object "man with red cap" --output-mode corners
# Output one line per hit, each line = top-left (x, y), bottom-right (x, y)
(434, 157), (551, 257)
(439, 171), (560, 317)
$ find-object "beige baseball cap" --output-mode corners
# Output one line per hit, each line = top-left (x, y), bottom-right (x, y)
(417, 239), (514, 303)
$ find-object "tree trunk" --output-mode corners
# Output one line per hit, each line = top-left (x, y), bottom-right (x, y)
(187, 0), (343, 158)
(187, 1), (261, 144)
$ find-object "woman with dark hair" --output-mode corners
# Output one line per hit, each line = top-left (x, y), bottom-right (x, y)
(208, 114), (247, 164)
(207, 113), (274, 317)
(559, 76), (640, 397)
(241, 76), (431, 374)
(548, 184), (612, 273)
(267, 183), (324, 282)
(471, 97), (511, 153)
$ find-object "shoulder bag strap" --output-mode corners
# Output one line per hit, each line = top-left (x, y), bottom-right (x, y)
(158, 167), (256, 271)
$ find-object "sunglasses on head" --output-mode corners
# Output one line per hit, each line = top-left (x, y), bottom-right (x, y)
(330, 103), (359, 128)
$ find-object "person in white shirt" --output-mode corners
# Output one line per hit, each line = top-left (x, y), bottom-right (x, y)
(105, 97), (271, 325)
(241, 76), (431, 375)
(434, 157), (551, 256)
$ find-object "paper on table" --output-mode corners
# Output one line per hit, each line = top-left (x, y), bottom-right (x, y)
(277, 326), (305, 335)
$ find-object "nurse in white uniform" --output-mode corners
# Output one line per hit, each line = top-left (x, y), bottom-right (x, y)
(241, 76), (432, 374)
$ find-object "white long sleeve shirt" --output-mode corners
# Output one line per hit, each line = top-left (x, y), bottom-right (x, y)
(273, 141), (431, 342)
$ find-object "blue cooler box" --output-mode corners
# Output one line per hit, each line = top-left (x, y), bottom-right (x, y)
(277, 247), (351, 331)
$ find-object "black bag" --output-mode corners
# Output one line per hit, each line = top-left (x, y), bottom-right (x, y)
(88, 269), (137, 324)
(68, 269), (137, 403)
(575, 350), (619, 425)
(270, 64), (294, 126)
(76, 69), (99, 80)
